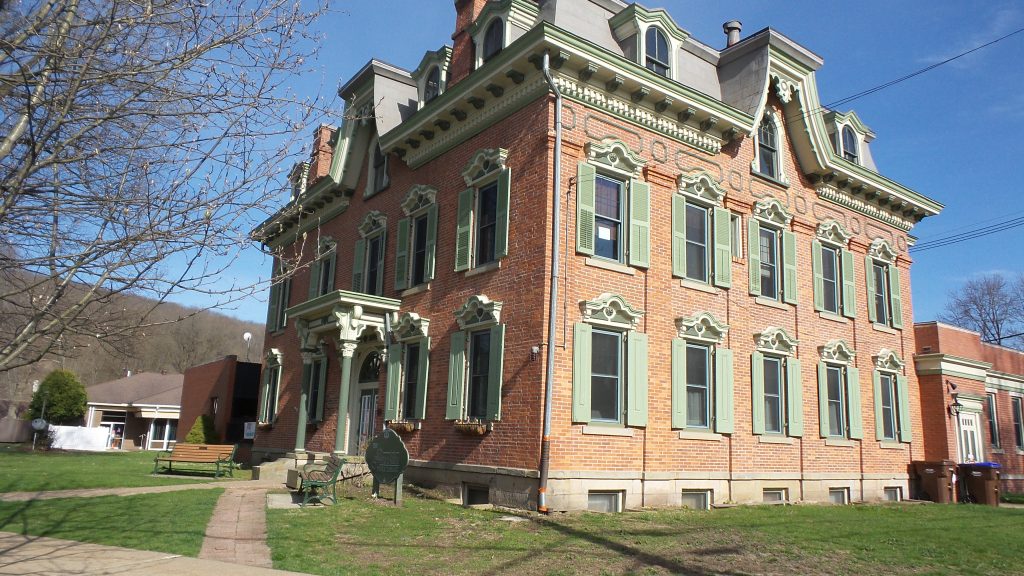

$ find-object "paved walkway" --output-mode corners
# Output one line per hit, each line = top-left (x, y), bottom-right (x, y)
(199, 479), (280, 567)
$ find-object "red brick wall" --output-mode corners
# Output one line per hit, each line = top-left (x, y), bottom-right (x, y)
(180, 356), (238, 443)
(448, 0), (490, 87)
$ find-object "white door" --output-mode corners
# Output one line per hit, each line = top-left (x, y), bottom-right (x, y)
(958, 413), (982, 463)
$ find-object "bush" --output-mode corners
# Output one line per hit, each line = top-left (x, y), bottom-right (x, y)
(28, 370), (87, 425)
(184, 414), (218, 443)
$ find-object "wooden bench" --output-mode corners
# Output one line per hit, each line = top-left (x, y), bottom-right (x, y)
(153, 443), (237, 478)
(297, 455), (345, 506)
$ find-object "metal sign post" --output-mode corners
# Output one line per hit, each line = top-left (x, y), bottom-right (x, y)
(364, 428), (409, 506)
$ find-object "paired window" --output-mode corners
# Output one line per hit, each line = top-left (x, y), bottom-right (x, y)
(756, 117), (779, 179)
(424, 66), (441, 102)
(572, 294), (647, 427)
(455, 155), (510, 272)
(817, 362), (862, 439)
(354, 212), (387, 295)
(748, 217), (797, 304)
(812, 241), (856, 317)
(987, 393), (1000, 448)
(645, 27), (670, 76)
(866, 258), (903, 328)
(395, 186), (439, 290)
(303, 355), (328, 423)
(258, 353), (283, 424)
(576, 161), (651, 268)
(385, 335), (430, 422)
(308, 241), (336, 300)
(482, 18), (503, 63)
(672, 195), (732, 287)
(1012, 397), (1024, 450)
(841, 126), (858, 163)
(872, 370), (911, 442)
(266, 263), (292, 331)
(446, 296), (505, 421)
(752, 347), (802, 436)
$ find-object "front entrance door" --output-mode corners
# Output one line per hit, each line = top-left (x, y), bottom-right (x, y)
(348, 350), (382, 454)
(958, 412), (982, 463)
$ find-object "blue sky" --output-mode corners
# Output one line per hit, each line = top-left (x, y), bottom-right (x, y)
(198, 0), (1024, 325)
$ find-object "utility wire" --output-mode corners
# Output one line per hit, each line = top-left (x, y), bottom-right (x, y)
(910, 215), (1024, 252)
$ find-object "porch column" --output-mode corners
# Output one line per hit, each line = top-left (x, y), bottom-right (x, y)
(334, 341), (358, 454)
(294, 351), (316, 452)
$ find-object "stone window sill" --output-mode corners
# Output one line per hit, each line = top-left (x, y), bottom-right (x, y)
(751, 170), (790, 190)
(990, 448), (1005, 454)
(679, 278), (719, 294)
(584, 257), (635, 276)
(677, 430), (723, 442)
(825, 438), (857, 447)
(879, 441), (906, 450)
(818, 311), (848, 324)
(466, 260), (501, 277)
(755, 296), (790, 311)
(872, 323), (899, 335)
(582, 425), (634, 437)
(400, 283), (430, 297)
(758, 435), (794, 445)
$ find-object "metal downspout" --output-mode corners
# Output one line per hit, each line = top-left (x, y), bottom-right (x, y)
(539, 50), (562, 514)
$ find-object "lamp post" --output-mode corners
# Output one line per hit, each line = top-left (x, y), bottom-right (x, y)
(242, 332), (252, 362)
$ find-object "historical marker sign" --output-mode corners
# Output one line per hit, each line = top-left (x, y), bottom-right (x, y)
(364, 428), (409, 485)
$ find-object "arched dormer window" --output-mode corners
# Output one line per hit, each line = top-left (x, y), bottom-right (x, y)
(757, 116), (778, 179)
(841, 126), (858, 164)
(482, 19), (503, 63)
(424, 66), (441, 103)
(645, 27), (670, 76)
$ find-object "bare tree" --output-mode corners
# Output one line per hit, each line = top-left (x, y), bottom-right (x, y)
(0, 0), (329, 372)
(941, 273), (1024, 348)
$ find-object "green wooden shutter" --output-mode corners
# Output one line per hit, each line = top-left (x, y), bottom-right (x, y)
(787, 358), (803, 437)
(266, 282), (281, 331)
(865, 256), (877, 323)
(454, 188), (474, 271)
(748, 220), (761, 296)
(873, 371), (885, 441)
(394, 218), (410, 291)
(352, 239), (366, 292)
(414, 337), (430, 420)
(751, 352), (764, 434)
(486, 324), (504, 421)
(315, 359), (328, 421)
(897, 374), (912, 442)
(425, 204), (438, 281)
(713, 207), (732, 288)
(889, 266), (903, 329)
(782, 229), (798, 304)
(628, 179), (651, 268)
(307, 260), (321, 300)
(670, 338), (686, 428)
(576, 162), (596, 255)
(495, 168), (510, 259)
(572, 323), (593, 423)
(841, 249), (856, 318)
(626, 331), (648, 426)
(715, 348), (735, 434)
(811, 240), (824, 311)
(385, 343), (401, 421)
(817, 361), (829, 437)
(446, 331), (466, 419)
(671, 196), (686, 278)
(374, 231), (386, 295)
(847, 366), (863, 440)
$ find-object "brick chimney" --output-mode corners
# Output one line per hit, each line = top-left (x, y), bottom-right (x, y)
(447, 0), (490, 87)
(307, 124), (337, 186)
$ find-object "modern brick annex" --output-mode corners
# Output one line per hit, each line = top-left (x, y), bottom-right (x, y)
(251, 0), (943, 511)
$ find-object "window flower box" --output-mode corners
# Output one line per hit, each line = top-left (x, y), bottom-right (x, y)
(454, 420), (491, 436)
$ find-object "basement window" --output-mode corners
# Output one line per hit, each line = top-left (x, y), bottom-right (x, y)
(762, 489), (787, 503)
(680, 490), (711, 510)
(463, 484), (490, 506)
(587, 491), (623, 513)
(828, 488), (849, 505)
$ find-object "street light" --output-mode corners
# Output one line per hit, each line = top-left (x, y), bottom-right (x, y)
(242, 332), (252, 362)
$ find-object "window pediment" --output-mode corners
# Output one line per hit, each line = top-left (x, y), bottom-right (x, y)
(358, 211), (387, 238)
(392, 311), (429, 341)
(585, 139), (646, 177)
(874, 349), (905, 372)
(868, 238), (898, 264)
(455, 294), (503, 329)
(580, 293), (644, 329)
(676, 312), (728, 344)
(462, 148), (508, 186)
(819, 339), (855, 364)
(317, 235), (337, 255)
(400, 184), (437, 215)
(677, 169), (726, 206)
(609, 5), (688, 44)
(816, 218), (854, 246)
(752, 197), (793, 227)
(265, 348), (283, 366)
(755, 327), (798, 355)
(770, 73), (799, 105)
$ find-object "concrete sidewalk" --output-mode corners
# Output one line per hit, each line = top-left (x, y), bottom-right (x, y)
(0, 531), (310, 575)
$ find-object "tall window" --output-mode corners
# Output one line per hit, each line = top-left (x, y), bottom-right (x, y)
(821, 245), (840, 313)
(987, 393), (1000, 448)
(674, 173), (732, 287)
(305, 356), (328, 423)
(645, 27), (670, 76)
(685, 204), (709, 283)
(476, 182), (498, 266)
(813, 224), (856, 318)
(872, 261), (889, 324)
(685, 343), (710, 428)
(825, 365), (846, 437)
(395, 185), (438, 291)
(759, 227), (779, 300)
(353, 212), (387, 295)
(878, 373), (897, 441)
(259, 354), (283, 424)
(752, 328), (801, 438)
(591, 329), (622, 423)
(317, 251), (335, 296)
(401, 343), (421, 420)
(364, 234), (384, 295)
(446, 295), (505, 422)
(762, 356), (784, 434)
(308, 240), (337, 300)
(467, 330), (491, 420)
(384, 313), (431, 423)
(672, 312), (733, 433)
(424, 66), (441, 102)
(757, 117), (778, 179)
(266, 263), (291, 332)
(594, 174), (623, 261)
(372, 142), (389, 193)
(411, 213), (429, 285)
(866, 241), (903, 329)
(455, 149), (510, 272)
(841, 126), (858, 163)
(482, 19), (503, 63)
(1013, 397), (1024, 450)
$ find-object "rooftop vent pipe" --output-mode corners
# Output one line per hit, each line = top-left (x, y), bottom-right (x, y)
(723, 20), (742, 47)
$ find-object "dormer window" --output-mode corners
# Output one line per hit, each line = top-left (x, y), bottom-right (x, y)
(482, 19), (503, 63)
(757, 117), (778, 179)
(424, 66), (441, 102)
(645, 27), (670, 76)
(841, 126), (858, 163)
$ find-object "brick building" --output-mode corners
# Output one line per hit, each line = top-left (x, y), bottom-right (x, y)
(914, 322), (1024, 493)
(179, 356), (262, 462)
(252, 0), (942, 511)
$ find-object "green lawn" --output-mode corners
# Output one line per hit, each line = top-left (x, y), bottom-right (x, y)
(1002, 492), (1024, 504)
(0, 489), (222, 556)
(268, 484), (1024, 576)
(0, 449), (228, 492)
